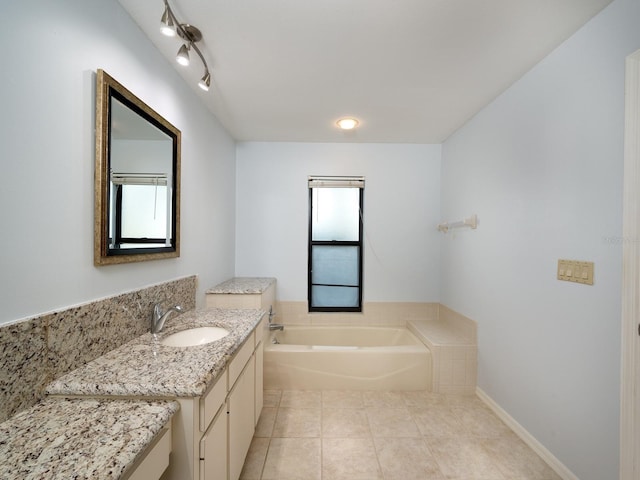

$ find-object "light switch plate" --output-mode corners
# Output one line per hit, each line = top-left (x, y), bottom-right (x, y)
(557, 259), (594, 285)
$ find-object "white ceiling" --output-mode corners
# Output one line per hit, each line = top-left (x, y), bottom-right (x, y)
(118, 0), (613, 144)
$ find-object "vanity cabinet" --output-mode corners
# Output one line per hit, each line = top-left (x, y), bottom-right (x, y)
(205, 277), (276, 313)
(162, 317), (265, 480)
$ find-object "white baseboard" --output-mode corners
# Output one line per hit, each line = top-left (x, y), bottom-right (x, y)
(475, 387), (580, 480)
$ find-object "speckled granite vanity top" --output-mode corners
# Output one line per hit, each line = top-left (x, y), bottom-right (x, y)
(46, 308), (265, 397)
(0, 397), (178, 480)
(206, 276), (276, 294)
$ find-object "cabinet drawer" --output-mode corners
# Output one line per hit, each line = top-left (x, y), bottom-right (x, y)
(200, 370), (227, 432)
(229, 332), (254, 388)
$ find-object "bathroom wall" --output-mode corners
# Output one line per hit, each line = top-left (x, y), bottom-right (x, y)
(235, 142), (442, 303)
(0, 0), (236, 326)
(439, 0), (638, 478)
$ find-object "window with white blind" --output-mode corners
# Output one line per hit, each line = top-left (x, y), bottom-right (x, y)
(308, 176), (364, 312)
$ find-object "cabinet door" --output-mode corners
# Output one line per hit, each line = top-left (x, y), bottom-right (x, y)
(255, 341), (264, 426)
(199, 405), (227, 480)
(228, 354), (256, 480)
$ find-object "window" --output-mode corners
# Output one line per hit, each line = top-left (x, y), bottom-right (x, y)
(109, 173), (172, 249)
(308, 176), (364, 312)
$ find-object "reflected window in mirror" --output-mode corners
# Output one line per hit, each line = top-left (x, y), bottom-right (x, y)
(95, 69), (181, 265)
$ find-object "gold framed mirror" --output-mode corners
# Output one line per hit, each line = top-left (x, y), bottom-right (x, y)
(94, 69), (181, 265)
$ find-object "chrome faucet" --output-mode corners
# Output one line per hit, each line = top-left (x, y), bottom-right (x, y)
(268, 305), (284, 331)
(151, 303), (183, 334)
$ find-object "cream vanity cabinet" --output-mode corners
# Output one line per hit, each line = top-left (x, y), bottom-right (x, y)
(162, 317), (265, 480)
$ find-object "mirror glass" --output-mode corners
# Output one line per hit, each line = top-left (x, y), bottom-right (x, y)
(95, 69), (181, 265)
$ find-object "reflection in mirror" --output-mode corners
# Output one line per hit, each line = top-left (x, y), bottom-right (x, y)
(95, 69), (181, 265)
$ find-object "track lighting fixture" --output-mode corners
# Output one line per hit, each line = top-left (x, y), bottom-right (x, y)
(160, 0), (211, 93)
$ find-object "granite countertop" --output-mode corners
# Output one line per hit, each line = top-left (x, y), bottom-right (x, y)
(0, 397), (178, 480)
(206, 277), (276, 295)
(46, 308), (265, 398)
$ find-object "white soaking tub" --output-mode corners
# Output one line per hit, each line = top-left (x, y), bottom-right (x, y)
(263, 326), (431, 390)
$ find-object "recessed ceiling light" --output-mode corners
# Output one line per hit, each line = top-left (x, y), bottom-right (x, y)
(336, 117), (359, 130)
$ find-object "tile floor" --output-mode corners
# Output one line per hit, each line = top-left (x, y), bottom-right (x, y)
(240, 390), (562, 480)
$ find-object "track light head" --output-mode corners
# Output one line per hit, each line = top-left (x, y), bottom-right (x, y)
(198, 71), (211, 91)
(160, 6), (176, 37)
(176, 44), (190, 66)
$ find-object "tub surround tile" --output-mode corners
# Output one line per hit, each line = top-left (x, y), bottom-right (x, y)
(46, 308), (264, 397)
(408, 306), (478, 395)
(0, 317), (48, 422)
(0, 397), (178, 480)
(275, 301), (438, 327)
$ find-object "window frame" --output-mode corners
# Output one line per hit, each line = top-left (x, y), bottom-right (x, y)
(307, 179), (364, 312)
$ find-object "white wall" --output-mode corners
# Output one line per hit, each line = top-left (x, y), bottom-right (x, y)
(440, 0), (639, 478)
(0, 0), (236, 325)
(235, 142), (441, 303)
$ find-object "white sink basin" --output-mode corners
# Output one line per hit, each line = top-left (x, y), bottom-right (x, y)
(160, 326), (230, 347)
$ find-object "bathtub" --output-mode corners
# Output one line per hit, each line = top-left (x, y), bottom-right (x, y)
(263, 326), (431, 390)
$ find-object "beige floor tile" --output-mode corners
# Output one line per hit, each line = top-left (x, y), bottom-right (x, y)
(322, 437), (382, 479)
(443, 393), (486, 408)
(255, 407), (277, 438)
(240, 437), (270, 480)
(482, 433), (563, 480)
(366, 407), (420, 437)
(261, 437), (321, 480)
(242, 391), (562, 480)
(402, 390), (449, 407)
(322, 408), (370, 437)
(280, 390), (322, 408)
(409, 405), (469, 437)
(362, 391), (405, 407)
(450, 405), (511, 437)
(322, 390), (364, 408)
(272, 407), (321, 437)
(374, 437), (444, 480)
(263, 390), (282, 408)
(426, 437), (506, 480)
